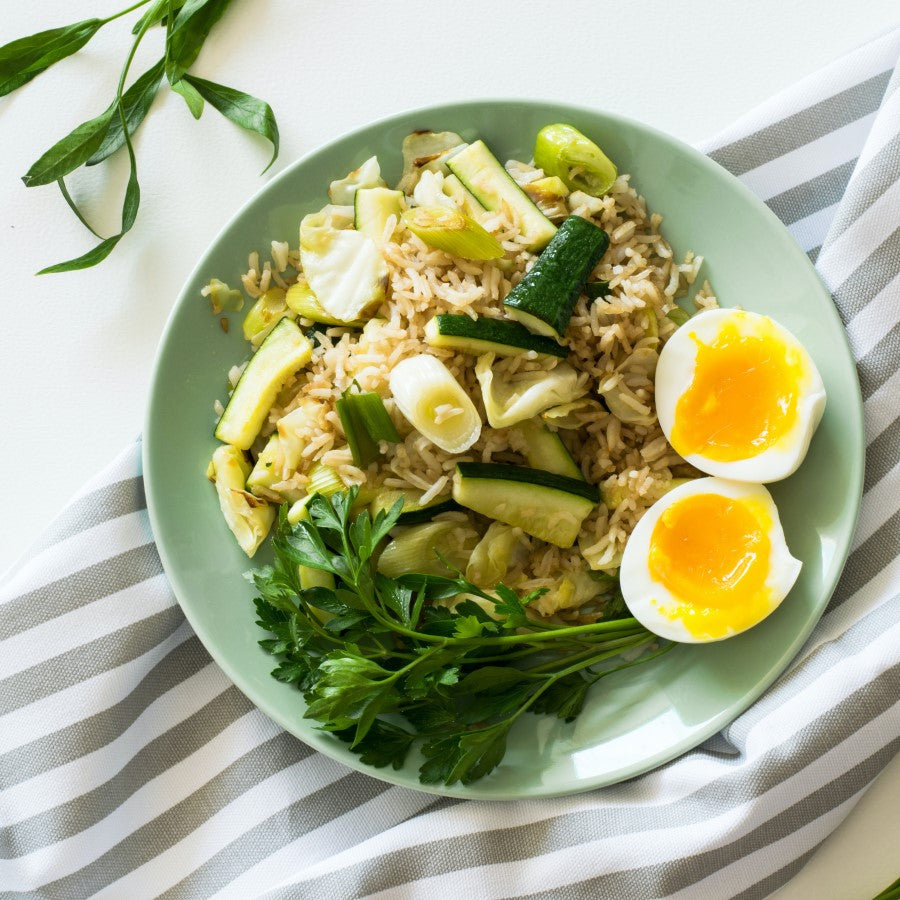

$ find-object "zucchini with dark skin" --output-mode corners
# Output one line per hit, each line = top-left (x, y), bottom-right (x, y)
(424, 314), (568, 359)
(585, 280), (611, 300)
(452, 462), (598, 548)
(503, 216), (609, 338)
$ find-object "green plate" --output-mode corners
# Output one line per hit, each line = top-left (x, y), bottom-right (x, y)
(143, 100), (863, 800)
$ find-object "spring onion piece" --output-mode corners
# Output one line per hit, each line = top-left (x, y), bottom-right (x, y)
(389, 356), (482, 453)
(307, 461), (345, 496)
(242, 288), (290, 345)
(585, 281), (611, 300)
(667, 306), (691, 326)
(475, 354), (585, 428)
(284, 281), (364, 327)
(534, 123), (618, 197)
(208, 445), (275, 557)
(402, 206), (503, 261)
(336, 388), (400, 468)
(376, 519), (480, 579)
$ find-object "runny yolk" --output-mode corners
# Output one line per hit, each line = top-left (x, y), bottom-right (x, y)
(648, 492), (773, 639)
(671, 315), (803, 461)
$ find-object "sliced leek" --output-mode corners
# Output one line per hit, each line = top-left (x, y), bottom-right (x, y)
(208, 445), (275, 557)
(205, 277), (243, 314)
(389, 355), (482, 453)
(534, 123), (618, 197)
(402, 206), (503, 261)
(307, 461), (345, 496)
(242, 287), (290, 345)
(285, 281), (363, 327)
(667, 306), (691, 326)
(475, 354), (585, 428)
(376, 519), (480, 579)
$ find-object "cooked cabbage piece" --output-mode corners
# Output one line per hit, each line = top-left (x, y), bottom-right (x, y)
(475, 354), (585, 428)
(208, 445), (275, 557)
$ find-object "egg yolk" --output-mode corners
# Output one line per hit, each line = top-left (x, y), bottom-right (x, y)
(671, 315), (803, 461)
(648, 492), (774, 638)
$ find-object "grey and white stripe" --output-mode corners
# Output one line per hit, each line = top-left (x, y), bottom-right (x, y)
(1, 28), (899, 900)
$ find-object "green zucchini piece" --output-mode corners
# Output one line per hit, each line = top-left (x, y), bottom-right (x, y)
(354, 187), (404, 243)
(215, 318), (313, 450)
(503, 215), (609, 338)
(446, 140), (556, 251)
(443, 173), (487, 219)
(585, 280), (611, 300)
(452, 462), (597, 548)
(516, 419), (582, 479)
(424, 314), (567, 359)
(370, 489), (460, 525)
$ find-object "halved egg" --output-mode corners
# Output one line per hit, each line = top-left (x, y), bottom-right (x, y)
(620, 477), (801, 643)
(656, 309), (826, 482)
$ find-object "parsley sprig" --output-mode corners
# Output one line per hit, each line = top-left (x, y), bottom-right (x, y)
(250, 489), (672, 786)
(2, 0), (278, 273)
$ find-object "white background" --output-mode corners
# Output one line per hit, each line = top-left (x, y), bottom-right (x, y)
(1, 2), (898, 897)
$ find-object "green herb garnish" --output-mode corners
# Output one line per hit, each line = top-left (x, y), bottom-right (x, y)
(250, 488), (672, 786)
(1, 0), (279, 273)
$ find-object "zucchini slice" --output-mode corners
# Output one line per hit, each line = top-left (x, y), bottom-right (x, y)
(516, 419), (583, 479)
(424, 314), (567, 359)
(452, 463), (597, 548)
(443, 173), (487, 219)
(370, 488), (460, 525)
(215, 318), (313, 450)
(503, 215), (609, 338)
(354, 186), (404, 243)
(446, 140), (556, 251)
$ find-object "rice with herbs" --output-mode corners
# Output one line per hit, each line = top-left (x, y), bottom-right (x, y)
(212, 153), (717, 622)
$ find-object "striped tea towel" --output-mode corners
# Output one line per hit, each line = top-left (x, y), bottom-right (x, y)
(1, 28), (899, 900)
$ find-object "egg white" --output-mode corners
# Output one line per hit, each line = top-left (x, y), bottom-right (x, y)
(656, 309), (826, 482)
(620, 477), (801, 643)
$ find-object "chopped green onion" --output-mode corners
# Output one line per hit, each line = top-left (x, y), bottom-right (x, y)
(666, 306), (691, 326)
(307, 461), (345, 496)
(349, 391), (401, 443)
(534, 123), (618, 197)
(585, 281), (611, 300)
(337, 389), (401, 467)
(285, 280), (364, 327)
(402, 206), (503, 260)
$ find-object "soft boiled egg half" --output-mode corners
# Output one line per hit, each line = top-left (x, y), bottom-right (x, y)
(656, 309), (826, 482)
(620, 478), (801, 643)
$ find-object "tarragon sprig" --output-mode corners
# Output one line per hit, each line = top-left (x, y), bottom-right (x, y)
(1, 0), (279, 273)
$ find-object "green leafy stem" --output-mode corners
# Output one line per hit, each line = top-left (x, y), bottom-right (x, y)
(250, 488), (674, 787)
(2, 0), (279, 273)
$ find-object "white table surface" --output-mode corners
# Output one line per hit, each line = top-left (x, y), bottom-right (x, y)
(1, 1), (898, 896)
